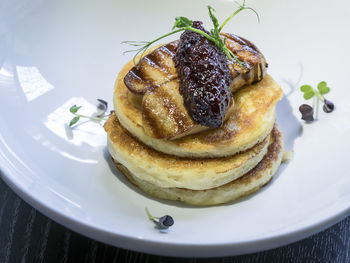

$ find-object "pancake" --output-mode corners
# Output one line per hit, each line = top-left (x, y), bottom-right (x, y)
(115, 68), (282, 158)
(113, 124), (284, 206)
(105, 113), (271, 190)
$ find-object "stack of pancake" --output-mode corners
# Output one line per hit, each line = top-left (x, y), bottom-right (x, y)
(105, 34), (284, 206)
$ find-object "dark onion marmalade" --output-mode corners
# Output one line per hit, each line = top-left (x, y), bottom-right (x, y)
(174, 21), (233, 128)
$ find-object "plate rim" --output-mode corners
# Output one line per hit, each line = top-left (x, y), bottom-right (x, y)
(1, 0), (350, 255)
(1, 150), (349, 257)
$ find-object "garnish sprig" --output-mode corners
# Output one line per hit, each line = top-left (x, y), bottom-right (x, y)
(299, 81), (334, 122)
(219, 0), (260, 32)
(69, 99), (112, 127)
(145, 208), (174, 230)
(122, 0), (259, 68)
(122, 29), (184, 66)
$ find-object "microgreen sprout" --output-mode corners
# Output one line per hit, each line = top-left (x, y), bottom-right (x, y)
(68, 99), (112, 127)
(299, 81), (334, 122)
(145, 208), (174, 231)
(122, 0), (259, 68)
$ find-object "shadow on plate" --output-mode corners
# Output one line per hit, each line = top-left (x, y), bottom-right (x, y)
(103, 146), (197, 208)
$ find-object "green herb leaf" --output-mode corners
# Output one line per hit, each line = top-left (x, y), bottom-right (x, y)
(319, 86), (330, 95)
(68, 100), (111, 128)
(69, 116), (80, 127)
(303, 90), (315, 100)
(317, 81), (330, 95)
(218, 0), (260, 32)
(317, 81), (327, 89)
(173, 17), (192, 29)
(300, 85), (313, 93)
(208, 6), (219, 30)
(70, 105), (82, 114)
(299, 81), (334, 121)
(208, 6), (221, 51)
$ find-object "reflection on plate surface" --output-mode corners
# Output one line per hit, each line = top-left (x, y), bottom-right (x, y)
(16, 66), (54, 102)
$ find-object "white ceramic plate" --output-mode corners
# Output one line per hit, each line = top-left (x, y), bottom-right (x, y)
(0, 0), (349, 257)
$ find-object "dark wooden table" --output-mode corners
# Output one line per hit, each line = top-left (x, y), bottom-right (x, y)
(0, 176), (349, 263)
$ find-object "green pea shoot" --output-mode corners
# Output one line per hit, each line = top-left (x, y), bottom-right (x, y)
(299, 81), (334, 122)
(122, 0), (259, 68)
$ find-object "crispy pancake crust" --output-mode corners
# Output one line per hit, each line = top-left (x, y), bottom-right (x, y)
(113, 124), (284, 206)
(115, 65), (282, 157)
(105, 113), (271, 190)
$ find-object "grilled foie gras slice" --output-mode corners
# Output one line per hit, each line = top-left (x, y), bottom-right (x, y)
(123, 33), (267, 140)
(124, 34), (267, 95)
(222, 33), (267, 93)
(142, 79), (234, 139)
(124, 41), (178, 95)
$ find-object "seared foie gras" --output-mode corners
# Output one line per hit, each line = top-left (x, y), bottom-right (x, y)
(123, 34), (267, 95)
(222, 33), (267, 92)
(123, 33), (267, 140)
(123, 41), (178, 95)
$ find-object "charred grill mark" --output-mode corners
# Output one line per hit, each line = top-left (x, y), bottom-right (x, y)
(124, 42), (179, 95)
(223, 33), (267, 86)
(124, 69), (152, 95)
(125, 68), (143, 82)
(144, 54), (163, 70)
(141, 55), (172, 78)
(142, 83), (194, 139)
(163, 41), (178, 54)
(141, 100), (162, 138)
(224, 33), (260, 55)
(123, 71), (135, 92)
(146, 47), (175, 76)
(259, 63), (263, 81)
(155, 88), (193, 135)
